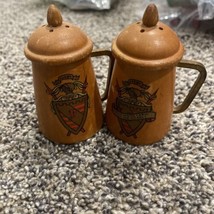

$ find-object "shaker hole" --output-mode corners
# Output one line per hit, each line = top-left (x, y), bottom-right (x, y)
(159, 27), (163, 30)
(140, 29), (145, 33)
(65, 25), (70, 28)
(49, 29), (54, 32)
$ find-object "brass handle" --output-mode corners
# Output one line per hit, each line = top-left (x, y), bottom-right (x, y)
(91, 49), (115, 101)
(173, 59), (207, 113)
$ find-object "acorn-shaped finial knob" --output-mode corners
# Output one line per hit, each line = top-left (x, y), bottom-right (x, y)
(47, 4), (63, 27)
(142, 4), (159, 27)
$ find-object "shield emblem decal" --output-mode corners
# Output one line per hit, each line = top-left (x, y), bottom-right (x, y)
(45, 74), (89, 136)
(112, 79), (158, 138)
(52, 94), (88, 135)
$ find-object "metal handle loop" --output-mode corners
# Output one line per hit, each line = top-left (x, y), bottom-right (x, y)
(91, 49), (115, 101)
(174, 59), (207, 113)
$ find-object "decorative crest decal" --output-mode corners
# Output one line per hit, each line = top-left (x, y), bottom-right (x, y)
(112, 79), (158, 138)
(45, 74), (89, 136)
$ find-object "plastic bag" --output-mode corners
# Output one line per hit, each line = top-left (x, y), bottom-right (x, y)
(167, 0), (214, 20)
(51, 0), (116, 10)
(198, 0), (214, 20)
(136, 0), (214, 29)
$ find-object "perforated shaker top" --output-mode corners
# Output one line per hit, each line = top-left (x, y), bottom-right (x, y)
(112, 4), (184, 69)
(24, 5), (93, 65)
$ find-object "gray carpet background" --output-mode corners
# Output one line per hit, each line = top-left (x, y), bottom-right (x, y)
(0, 0), (214, 213)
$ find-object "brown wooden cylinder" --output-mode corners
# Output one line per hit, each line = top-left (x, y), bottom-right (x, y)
(106, 60), (176, 145)
(105, 3), (184, 145)
(32, 58), (103, 144)
(24, 5), (103, 144)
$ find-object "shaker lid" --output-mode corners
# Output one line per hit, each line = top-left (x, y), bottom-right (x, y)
(112, 4), (184, 69)
(24, 5), (92, 65)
